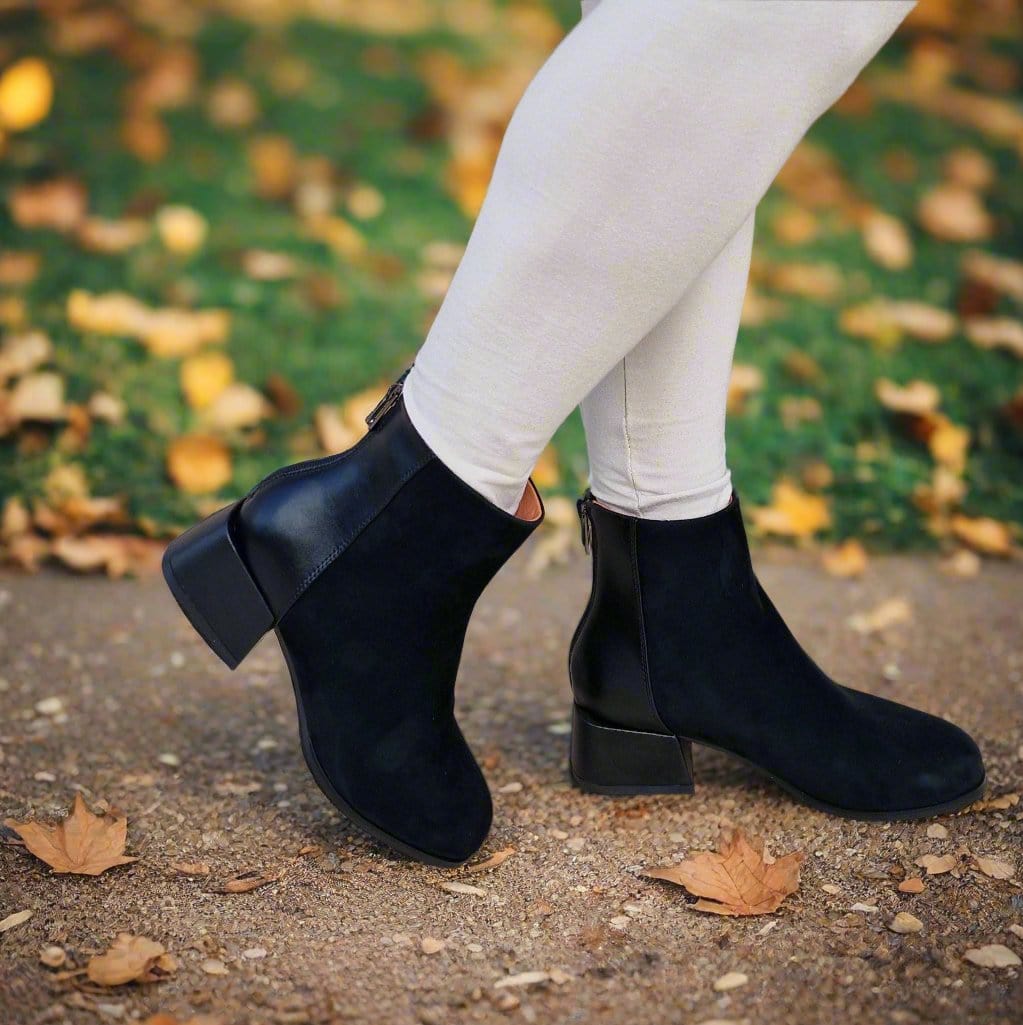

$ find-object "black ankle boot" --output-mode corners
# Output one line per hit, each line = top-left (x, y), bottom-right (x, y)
(163, 373), (543, 865)
(569, 492), (985, 819)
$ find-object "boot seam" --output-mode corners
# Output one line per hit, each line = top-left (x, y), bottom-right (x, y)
(279, 451), (435, 618)
(629, 519), (672, 735)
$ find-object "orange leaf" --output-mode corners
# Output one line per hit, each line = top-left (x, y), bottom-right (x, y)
(5, 793), (138, 876)
(643, 830), (804, 916)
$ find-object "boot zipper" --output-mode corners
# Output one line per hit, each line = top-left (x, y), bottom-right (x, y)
(577, 490), (594, 554)
(365, 364), (413, 430)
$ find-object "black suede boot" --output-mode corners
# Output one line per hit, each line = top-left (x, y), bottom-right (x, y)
(569, 492), (985, 819)
(163, 372), (543, 865)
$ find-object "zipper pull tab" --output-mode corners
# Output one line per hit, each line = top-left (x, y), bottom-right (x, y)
(577, 491), (594, 555)
(365, 364), (413, 431)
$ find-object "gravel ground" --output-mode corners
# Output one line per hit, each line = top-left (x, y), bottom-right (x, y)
(1, 543), (1021, 1025)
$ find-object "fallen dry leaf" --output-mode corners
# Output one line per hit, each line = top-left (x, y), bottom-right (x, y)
(822, 539), (868, 578)
(973, 855), (1014, 880)
(203, 384), (270, 431)
(949, 515), (1013, 556)
(943, 147), (994, 190)
(166, 434), (232, 494)
(915, 853), (957, 875)
(847, 597), (913, 635)
(87, 933), (176, 986)
(967, 792), (1019, 813)
(8, 371), (66, 422)
(962, 944), (1021, 968)
(169, 860), (209, 875)
(181, 352), (234, 410)
(52, 535), (162, 578)
(4, 793), (138, 875)
(156, 205), (208, 256)
(962, 250), (1023, 302)
(643, 830), (804, 916)
(220, 868), (281, 893)
(77, 217), (150, 254)
(9, 178), (87, 232)
(0, 909), (32, 932)
(439, 880), (486, 897)
(964, 316), (1023, 358)
(918, 183), (993, 242)
(862, 209), (913, 270)
(0, 57), (54, 131)
(750, 481), (831, 539)
(467, 846), (515, 873)
(898, 877), (926, 894)
(726, 363), (764, 414)
(875, 378), (941, 416)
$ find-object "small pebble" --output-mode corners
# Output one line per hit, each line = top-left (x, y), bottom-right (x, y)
(34, 697), (64, 716)
(927, 823), (949, 839)
(201, 958), (229, 975)
(889, 912), (923, 934)
(33, 771), (56, 782)
(242, 947), (267, 960)
(713, 971), (748, 992)
(157, 752), (180, 767)
(498, 782), (523, 794)
(421, 937), (445, 955)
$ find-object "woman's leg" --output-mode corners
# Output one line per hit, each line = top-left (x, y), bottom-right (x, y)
(403, 0), (915, 513)
(580, 215), (754, 519)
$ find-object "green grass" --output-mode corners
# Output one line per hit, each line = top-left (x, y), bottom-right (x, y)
(0, 7), (1020, 546)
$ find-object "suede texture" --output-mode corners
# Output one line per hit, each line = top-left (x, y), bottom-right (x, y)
(276, 456), (538, 863)
(579, 496), (984, 814)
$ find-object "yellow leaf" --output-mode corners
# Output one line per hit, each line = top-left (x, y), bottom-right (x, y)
(155, 205), (207, 256)
(166, 434), (232, 494)
(949, 515), (1013, 557)
(203, 383), (270, 431)
(848, 596), (912, 635)
(749, 480), (831, 538)
(727, 363), (764, 414)
(531, 445), (560, 488)
(9, 178), (87, 232)
(5, 793), (139, 876)
(918, 184), (993, 242)
(180, 352), (234, 410)
(928, 416), (970, 474)
(964, 317), (1023, 358)
(0, 57), (54, 132)
(643, 830), (804, 916)
(861, 209), (913, 271)
(822, 539), (868, 578)
(875, 378), (941, 415)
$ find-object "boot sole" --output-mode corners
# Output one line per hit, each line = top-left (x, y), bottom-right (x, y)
(570, 705), (987, 821)
(162, 505), (471, 869)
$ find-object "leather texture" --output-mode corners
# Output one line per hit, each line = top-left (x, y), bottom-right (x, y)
(233, 396), (541, 862)
(570, 494), (986, 814)
(236, 404), (434, 619)
(569, 496), (668, 734)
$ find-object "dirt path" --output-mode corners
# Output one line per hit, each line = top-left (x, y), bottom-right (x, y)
(2, 544), (1021, 1025)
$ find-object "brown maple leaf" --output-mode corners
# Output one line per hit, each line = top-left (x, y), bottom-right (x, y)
(87, 933), (177, 986)
(643, 830), (804, 916)
(4, 793), (139, 875)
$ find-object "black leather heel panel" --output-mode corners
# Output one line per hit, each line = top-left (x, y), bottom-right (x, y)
(634, 498), (984, 814)
(236, 404), (434, 619)
(569, 500), (666, 734)
(276, 457), (537, 865)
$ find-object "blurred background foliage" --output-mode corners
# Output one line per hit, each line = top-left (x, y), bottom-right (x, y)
(0, 0), (1021, 575)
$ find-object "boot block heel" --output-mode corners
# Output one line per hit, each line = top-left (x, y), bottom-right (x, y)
(570, 705), (694, 795)
(162, 502), (274, 670)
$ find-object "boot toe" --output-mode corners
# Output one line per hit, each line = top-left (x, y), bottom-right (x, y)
(901, 717), (985, 812)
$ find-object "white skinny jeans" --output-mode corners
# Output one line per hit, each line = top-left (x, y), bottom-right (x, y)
(403, 0), (915, 517)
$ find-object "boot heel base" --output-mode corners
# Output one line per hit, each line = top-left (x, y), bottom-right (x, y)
(570, 705), (694, 795)
(162, 502), (274, 670)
